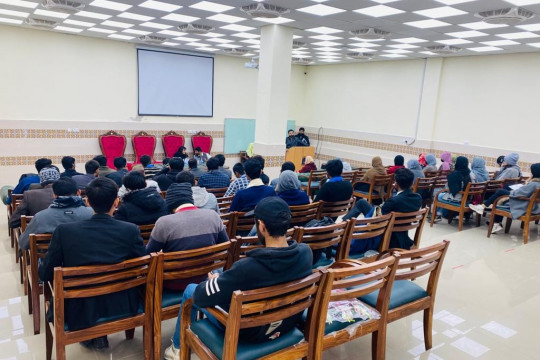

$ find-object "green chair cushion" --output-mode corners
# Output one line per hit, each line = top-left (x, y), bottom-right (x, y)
(359, 280), (427, 310)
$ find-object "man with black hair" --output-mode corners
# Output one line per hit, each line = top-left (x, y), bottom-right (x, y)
(60, 156), (83, 178)
(313, 159), (353, 203)
(39, 177), (145, 350)
(286, 129), (299, 149)
(270, 161), (296, 189)
(175, 171), (219, 213)
(93, 155), (115, 178)
(296, 127), (310, 146)
(224, 162), (250, 197)
(105, 157), (128, 187)
(214, 154), (232, 179)
(163, 197), (312, 360)
(193, 146), (209, 165)
(251, 155), (270, 185)
(139, 155), (161, 179)
(229, 158), (275, 212)
(187, 158), (205, 180)
(72, 160), (100, 190)
(153, 157), (185, 191)
(19, 177), (93, 250)
(4, 158), (52, 205)
(197, 157), (230, 189)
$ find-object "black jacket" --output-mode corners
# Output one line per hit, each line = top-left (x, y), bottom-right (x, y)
(114, 187), (168, 225)
(381, 189), (422, 249)
(314, 180), (353, 203)
(153, 171), (181, 191)
(106, 169), (128, 187)
(60, 169), (83, 178)
(296, 133), (310, 146)
(193, 241), (313, 342)
(38, 214), (146, 331)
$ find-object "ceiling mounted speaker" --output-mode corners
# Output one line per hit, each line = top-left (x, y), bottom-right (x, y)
(292, 41), (306, 49)
(425, 45), (462, 54)
(349, 28), (389, 40)
(138, 35), (166, 44)
(177, 23), (214, 34)
(25, 17), (58, 29)
(292, 57), (311, 65)
(222, 48), (249, 56)
(240, 3), (290, 18)
(346, 52), (374, 60)
(476, 7), (534, 25)
(41, 0), (85, 14)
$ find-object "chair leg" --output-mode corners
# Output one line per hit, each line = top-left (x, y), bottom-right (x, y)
(125, 328), (135, 340)
(55, 341), (66, 360)
(523, 222), (530, 245)
(153, 319), (162, 360)
(475, 213), (481, 227)
(27, 282), (32, 315)
(32, 286), (40, 335)
(505, 218), (512, 233)
(19, 256), (23, 284)
(371, 329), (386, 360)
(45, 323), (53, 360)
(423, 307), (433, 350)
(14, 238), (19, 264)
(458, 212), (464, 231)
(10, 230), (14, 248)
(430, 204), (436, 228)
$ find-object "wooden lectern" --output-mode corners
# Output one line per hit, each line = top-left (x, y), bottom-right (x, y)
(285, 146), (315, 170)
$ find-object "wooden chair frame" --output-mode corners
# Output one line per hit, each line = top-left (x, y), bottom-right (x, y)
(162, 130), (185, 158)
(301, 170), (327, 199)
(413, 178), (436, 212)
(191, 131), (213, 154)
(205, 187), (228, 198)
(289, 202), (321, 227)
(293, 221), (351, 263)
(341, 213), (395, 261)
(220, 212), (237, 240)
(233, 211), (256, 237)
(10, 193), (24, 249)
(352, 174), (394, 204)
(98, 130), (127, 169)
(6, 188), (13, 238)
(138, 224), (155, 246)
(19, 215), (33, 292)
(217, 195), (234, 214)
(27, 233), (51, 335)
(231, 228), (296, 264)
(132, 131), (157, 164)
(392, 207), (429, 249)
(317, 198), (356, 220)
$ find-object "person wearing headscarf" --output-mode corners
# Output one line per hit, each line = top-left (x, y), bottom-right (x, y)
(299, 156), (317, 174)
(355, 156), (388, 196)
(335, 157), (352, 172)
(407, 159), (425, 182)
(439, 152), (453, 171)
(470, 158), (490, 183)
(387, 155), (405, 174)
(495, 153), (521, 181)
(424, 154), (438, 173)
(433, 156), (470, 221)
(418, 153), (427, 168)
(276, 170), (310, 206)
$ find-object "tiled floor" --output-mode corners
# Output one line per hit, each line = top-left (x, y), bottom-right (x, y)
(1, 207), (539, 360)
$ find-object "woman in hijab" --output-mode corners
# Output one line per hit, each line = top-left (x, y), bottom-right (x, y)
(424, 154), (438, 173)
(434, 156), (471, 221)
(407, 159), (425, 182)
(495, 152), (522, 181)
(276, 170), (309, 206)
(470, 158), (490, 183)
(440, 151), (453, 171)
(299, 156), (317, 174)
(355, 156), (388, 196)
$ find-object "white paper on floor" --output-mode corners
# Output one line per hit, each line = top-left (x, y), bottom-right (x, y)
(434, 310), (451, 320)
(8, 298), (21, 305)
(15, 338), (28, 354)
(408, 342), (445, 357)
(451, 337), (490, 358)
(0, 306), (8, 319)
(414, 353), (444, 360)
(412, 326), (437, 341)
(443, 329), (459, 338)
(480, 321), (517, 339)
(438, 313), (465, 327)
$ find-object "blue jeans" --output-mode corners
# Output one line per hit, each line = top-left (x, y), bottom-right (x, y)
(342, 199), (375, 220)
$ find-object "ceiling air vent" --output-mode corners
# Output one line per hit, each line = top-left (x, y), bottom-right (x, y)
(346, 52), (374, 60)
(349, 28), (389, 40)
(41, 0), (85, 14)
(138, 35), (166, 44)
(222, 48), (249, 56)
(292, 57), (311, 65)
(240, 3), (290, 18)
(425, 45), (462, 54)
(292, 41), (306, 49)
(25, 17), (58, 29)
(476, 7), (534, 25)
(177, 23), (214, 34)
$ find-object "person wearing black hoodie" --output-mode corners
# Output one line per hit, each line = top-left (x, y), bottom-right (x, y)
(153, 157), (184, 191)
(114, 171), (168, 225)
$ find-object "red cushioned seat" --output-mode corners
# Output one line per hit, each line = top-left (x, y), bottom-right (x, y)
(162, 131), (185, 158)
(98, 131), (127, 169)
(191, 131), (213, 154)
(132, 131), (156, 164)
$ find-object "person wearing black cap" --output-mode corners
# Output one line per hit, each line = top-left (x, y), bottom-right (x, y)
(163, 197), (313, 360)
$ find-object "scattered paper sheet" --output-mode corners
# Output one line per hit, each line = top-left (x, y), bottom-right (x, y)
(481, 321), (517, 339)
(451, 337), (490, 358)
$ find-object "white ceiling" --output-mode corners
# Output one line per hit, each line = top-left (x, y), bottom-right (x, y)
(2, 0), (540, 64)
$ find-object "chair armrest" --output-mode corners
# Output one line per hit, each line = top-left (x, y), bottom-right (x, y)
(433, 188), (448, 199)
(204, 306), (229, 327)
(493, 195), (511, 206)
(351, 180), (371, 189)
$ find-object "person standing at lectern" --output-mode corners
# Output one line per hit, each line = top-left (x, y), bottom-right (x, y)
(286, 129), (300, 149)
(296, 127), (310, 146)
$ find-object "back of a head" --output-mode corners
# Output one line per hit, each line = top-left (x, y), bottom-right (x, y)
(244, 158), (262, 179)
(176, 171), (195, 186)
(407, 159), (422, 171)
(35, 158), (52, 172)
(61, 156), (75, 171)
(140, 155), (151, 167)
(394, 155), (404, 166)
(504, 153), (519, 166)
(113, 157), (127, 170)
(531, 163), (540, 179)
(326, 159), (343, 178)
(252, 155), (265, 170)
(254, 197), (291, 238)
(39, 166), (61, 186)
(85, 160), (100, 175)
(299, 127), (305, 132)
(52, 177), (78, 196)
(195, 146), (202, 153)
(394, 168), (414, 190)
(93, 155), (107, 167)
(215, 154), (226, 167)
(123, 171), (146, 191)
(206, 157), (219, 170)
(85, 177), (118, 214)
(162, 157), (170, 166)
(233, 162), (244, 175)
(281, 161), (295, 172)
(169, 157), (184, 171)
(455, 156), (469, 171)
(188, 158), (198, 169)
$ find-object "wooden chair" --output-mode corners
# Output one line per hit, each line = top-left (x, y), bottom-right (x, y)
(153, 242), (236, 360)
(433, 175), (447, 189)
(484, 179), (504, 199)
(392, 208), (429, 249)
(220, 212), (237, 239)
(45, 254), (157, 360)
(10, 193), (24, 249)
(413, 177), (436, 211)
(430, 182), (487, 231)
(162, 130), (185, 158)
(360, 241), (450, 352)
(205, 187), (228, 198)
(353, 174), (394, 204)
(233, 211), (256, 237)
(290, 202), (321, 227)
(19, 215), (33, 290)
(487, 188), (540, 244)
(502, 177), (522, 188)
(98, 130), (127, 169)
(180, 271), (325, 360)
(191, 131), (213, 154)
(132, 131), (157, 164)
(341, 213), (395, 261)
(293, 221), (351, 267)
(138, 224), (155, 245)
(232, 228), (295, 263)
(341, 171), (357, 183)
(27, 233), (52, 335)
(314, 256), (398, 360)
(300, 170), (327, 199)
(216, 195), (234, 213)
(424, 171), (439, 178)
(6, 188), (13, 238)
(159, 190), (167, 199)
(317, 198), (355, 220)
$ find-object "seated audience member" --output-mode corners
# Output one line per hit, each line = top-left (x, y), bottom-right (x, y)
(495, 153), (522, 181)
(197, 157), (231, 189)
(163, 197), (312, 359)
(492, 155), (506, 178)
(344, 168), (422, 250)
(439, 151), (453, 171)
(60, 156), (82, 178)
(252, 155), (270, 185)
(3, 158), (52, 205)
(407, 159), (425, 182)
(152, 158), (171, 177)
(433, 156), (470, 221)
(418, 153), (427, 168)
(114, 171), (168, 225)
(117, 170), (160, 198)
(354, 156), (387, 197)
(470, 163), (540, 233)
(314, 159), (353, 203)
(215, 154), (232, 179)
(174, 171), (219, 213)
(72, 160), (99, 190)
(229, 158), (276, 212)
(299, 156), (317, 174)
(387, 155), (405, 174)
(173, 146), (189, 166)
(193, 147), (209, 165)
(470, 157), (490, 183)
(139, 155), (161, 179)
(93, 155), (115, 178)
(105, 157), (128, 187)
(270, 161), (296, 189)
(225, 163), (250, 197)
(38, 177), (145, 350)
(336, 157), (352, 172)
(187, 158), (205, 180)
(153, 157), (184, 191)
(423, 154), (438, 173)
(296, 127), (310, 146)
(28, 165), (61, 190)
(286, 129), (299, 149)
(19, 177), (93, 250)
(9, 167), (60, 229)
(276, 170), (309, 206)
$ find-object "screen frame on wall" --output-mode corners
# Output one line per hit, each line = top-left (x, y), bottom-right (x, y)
(137, 48), (214, 117)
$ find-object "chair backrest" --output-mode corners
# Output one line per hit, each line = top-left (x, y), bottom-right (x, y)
(159, 191), (167, 199)
(391, 208), (429, 249)
(21, 215), (33, 232)
(503, 177), (522, 187)
(290, 202), (321, 226)
(485, 179), (504, 194)
(440, 169), (452, 176)
(342, 213), (395, 259)
(424, 171), (439, 178)
(341, 171), (356, 183)
(29, 234), (53, 294)
(217, 195), (234, 213)
(462, 181), (487, 197)
(317, 197), (355, 220)
(293, 221), (350, 261)
(206, 187), (228, 198)
(524, 188), (540, 217)
(220, 212), (237, 239)
(98, 130), (127, 169)
(132, 131), (157, 164)
(434, 175), (447, 188)
(306, 170), (327, 193)
(11, 193), (24, 212)
(162, 131), (185, 158)
(413, 177), (435, 193)
(191, 131), (213, 154)
(234, 211), (256, 236)
(233, 228), (295, 262)
(138, 224), (155, 245)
